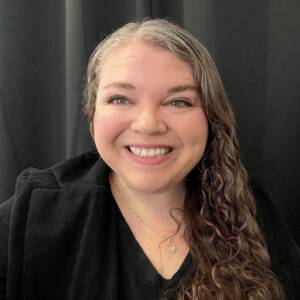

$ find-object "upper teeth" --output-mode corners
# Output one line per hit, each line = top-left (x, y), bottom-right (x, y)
(129, 146), (171, 157)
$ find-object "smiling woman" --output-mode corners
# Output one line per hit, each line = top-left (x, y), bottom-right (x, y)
(0, 19), (299, 300)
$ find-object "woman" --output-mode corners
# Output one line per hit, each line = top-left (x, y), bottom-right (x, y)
(0, 19), (299, 300)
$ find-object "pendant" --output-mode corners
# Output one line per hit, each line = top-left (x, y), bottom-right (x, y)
(167, 238), (176, 253)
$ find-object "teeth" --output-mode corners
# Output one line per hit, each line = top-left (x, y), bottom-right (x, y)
(129, 146), (171, 157)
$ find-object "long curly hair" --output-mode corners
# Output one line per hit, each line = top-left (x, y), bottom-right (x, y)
(83, 19), (284, 300)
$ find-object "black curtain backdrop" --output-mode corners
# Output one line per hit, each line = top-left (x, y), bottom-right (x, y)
(0, 1), (299, 244)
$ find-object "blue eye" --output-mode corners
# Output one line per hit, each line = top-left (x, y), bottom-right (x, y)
(108, 96), (128, 105)
(167, 99), (192, 108)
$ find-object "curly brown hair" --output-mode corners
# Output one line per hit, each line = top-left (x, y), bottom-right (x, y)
(83, 19), (284, 300)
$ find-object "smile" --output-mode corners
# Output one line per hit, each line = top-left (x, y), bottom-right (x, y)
(129, 146), (172, 157)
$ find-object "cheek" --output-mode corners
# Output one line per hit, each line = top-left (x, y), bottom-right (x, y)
(179, 113), (209, 147)
(93, 111), (123, 144)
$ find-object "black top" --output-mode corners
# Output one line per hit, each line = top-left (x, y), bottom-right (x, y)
(0, 151), (299, 299)
(111, 194), (192, 300)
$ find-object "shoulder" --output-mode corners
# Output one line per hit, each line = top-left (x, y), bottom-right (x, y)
(249, 178), (300, 299)
(249, 177), (295, 248)
(2, 151), (105, 226)
(0, 150), (109, 254)
(5, 151), (110, 228)
(249, 178), (285, 235)
(15, 150), (100, 190)
(0, 151), (113, 298)
(0, 148), (106, 224)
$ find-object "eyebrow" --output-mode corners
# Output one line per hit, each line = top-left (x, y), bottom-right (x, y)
(103, 81), (136, 90)
(166, 84), (199, 94)
(102, 81), (199, 94)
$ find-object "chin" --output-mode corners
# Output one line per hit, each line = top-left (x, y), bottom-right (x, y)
(122, 174), (182, 195)
(128, 180), (166, 194)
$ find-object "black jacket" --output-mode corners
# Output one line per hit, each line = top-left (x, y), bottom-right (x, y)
(0, 151), (299, 299)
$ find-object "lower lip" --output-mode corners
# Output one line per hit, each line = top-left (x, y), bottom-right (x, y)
(124, 147), (173, 165)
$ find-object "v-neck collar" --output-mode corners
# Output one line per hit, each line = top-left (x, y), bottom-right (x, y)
(111, 188), (192, 288)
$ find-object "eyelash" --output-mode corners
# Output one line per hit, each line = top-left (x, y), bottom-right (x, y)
(107, 96), (193, 108)
(107, 96), (128, 105)
(166, 99), (192, 108)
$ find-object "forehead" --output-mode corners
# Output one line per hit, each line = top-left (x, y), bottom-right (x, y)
(98, 41), (196, 89)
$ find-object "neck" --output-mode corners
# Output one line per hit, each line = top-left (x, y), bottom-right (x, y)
(110, 172), (186, 232)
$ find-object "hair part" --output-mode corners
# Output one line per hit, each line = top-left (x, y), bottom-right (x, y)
(83, 18), (284, 300)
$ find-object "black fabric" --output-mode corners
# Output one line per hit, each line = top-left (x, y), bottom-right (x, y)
(0, 151), (299, 299)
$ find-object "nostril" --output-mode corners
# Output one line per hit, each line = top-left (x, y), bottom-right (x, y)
(130, 118), (168, 135)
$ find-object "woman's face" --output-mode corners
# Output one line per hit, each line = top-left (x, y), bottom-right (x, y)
(93, 41), (208, 194)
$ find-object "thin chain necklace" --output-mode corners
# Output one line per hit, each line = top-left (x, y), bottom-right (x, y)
(112, 176), (179, 254)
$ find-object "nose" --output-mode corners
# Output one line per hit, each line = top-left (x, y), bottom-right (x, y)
(130, 107), (167, 135)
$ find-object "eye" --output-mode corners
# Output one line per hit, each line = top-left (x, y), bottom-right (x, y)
(167, 99), (193, 108)
(108, 95), (129, 105)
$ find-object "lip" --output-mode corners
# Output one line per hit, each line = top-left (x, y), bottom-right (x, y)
(126, 144), (174, 149)
(124, 144), (174, 165)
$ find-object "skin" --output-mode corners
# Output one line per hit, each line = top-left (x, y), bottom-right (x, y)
(93, 41), (208, 221)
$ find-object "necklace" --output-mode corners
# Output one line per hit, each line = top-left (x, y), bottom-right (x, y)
(111, 176), (179, 255)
